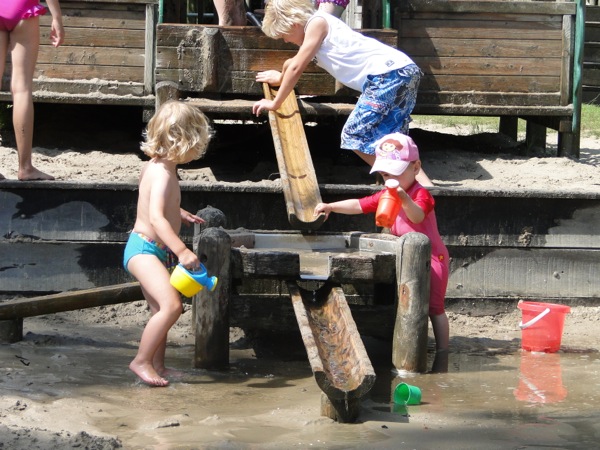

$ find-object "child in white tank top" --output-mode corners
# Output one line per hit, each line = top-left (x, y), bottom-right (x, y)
(252, 0), (431, 185)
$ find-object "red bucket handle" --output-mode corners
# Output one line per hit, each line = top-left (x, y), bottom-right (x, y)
(519, 307), (551, 329)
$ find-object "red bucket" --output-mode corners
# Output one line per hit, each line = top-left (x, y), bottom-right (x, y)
(518, 301), (570, 353)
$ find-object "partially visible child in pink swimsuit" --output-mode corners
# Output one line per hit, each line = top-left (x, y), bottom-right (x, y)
(314, 133), (450, 373)
(315, 0), (348, 18)
(0, 0), (46, 31)
(0, 0), (64, 180)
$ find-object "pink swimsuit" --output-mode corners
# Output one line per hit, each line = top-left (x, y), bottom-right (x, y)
(0, 0), (47, 32)
(316, 0), (350, 8)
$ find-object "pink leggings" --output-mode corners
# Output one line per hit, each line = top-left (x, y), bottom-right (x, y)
(0, 0), (47, 32)
(429, 256), (449, 316)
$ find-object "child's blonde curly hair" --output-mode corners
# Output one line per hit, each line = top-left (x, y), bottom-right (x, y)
(262, 0), (315, 39)
(141, 101), (213, 164)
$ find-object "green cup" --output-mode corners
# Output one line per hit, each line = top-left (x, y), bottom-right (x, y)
(394, 382), (422, 405)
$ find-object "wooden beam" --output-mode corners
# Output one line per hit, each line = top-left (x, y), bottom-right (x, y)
(0, 282), (143, 320)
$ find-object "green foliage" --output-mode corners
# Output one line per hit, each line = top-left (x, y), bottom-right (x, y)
(581, 104), (600, 138)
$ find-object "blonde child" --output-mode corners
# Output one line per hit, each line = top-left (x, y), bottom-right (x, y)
(123, 101), (213, 386)
(0, 0), (64, 180)
(252, 0), (432, 185)
(314, 133), (449, 372)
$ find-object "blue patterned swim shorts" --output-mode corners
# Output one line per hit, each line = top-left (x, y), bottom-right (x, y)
(341, 64), (422, 156)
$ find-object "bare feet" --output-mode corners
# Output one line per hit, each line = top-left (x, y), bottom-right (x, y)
(18, 167), (55, 181)
(129, 360), (169, 387)
(158, 367), (186, 379)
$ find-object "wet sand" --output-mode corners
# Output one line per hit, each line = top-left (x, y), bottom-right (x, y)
(1, 302), (599, 449)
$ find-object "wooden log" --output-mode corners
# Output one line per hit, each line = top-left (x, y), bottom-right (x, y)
(0, 319), (23, 344)
(288, 281), (376, 423)
(155, 80), (181, 109)
(193, 227), (231, 370)
(263, 83), (326, 231)
(392, 233), (431, 373)
(0, 282), (142, 321)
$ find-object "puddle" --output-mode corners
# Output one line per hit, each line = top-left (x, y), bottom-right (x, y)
(1, 320), (600, 449)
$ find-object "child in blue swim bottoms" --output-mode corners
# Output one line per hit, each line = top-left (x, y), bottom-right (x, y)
(123, 231), (177, 274)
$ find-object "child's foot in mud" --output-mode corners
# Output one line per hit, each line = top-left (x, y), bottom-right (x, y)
(129, 361), (169, 387)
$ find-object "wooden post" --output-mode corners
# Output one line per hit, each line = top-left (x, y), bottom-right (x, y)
(193, 227), (231, 369)
(155, 80), (181, 110)
(392, 232), (430, 373)
(499, 116), (518, 141)
(526, 121), (547, 153)
(0, 319), (23, 344)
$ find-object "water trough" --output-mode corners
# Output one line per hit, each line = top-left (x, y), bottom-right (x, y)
(194, 228), (430, 422)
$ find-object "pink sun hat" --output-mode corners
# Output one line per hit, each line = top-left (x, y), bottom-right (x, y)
(369, 133), (419, 176)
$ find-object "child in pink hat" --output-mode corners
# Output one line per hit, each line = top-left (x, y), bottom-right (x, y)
(314, 132), (450, 372)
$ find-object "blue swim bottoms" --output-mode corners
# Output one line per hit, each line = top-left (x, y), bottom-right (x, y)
(123, 231), (177, 274)
(341, 64), (422, 156)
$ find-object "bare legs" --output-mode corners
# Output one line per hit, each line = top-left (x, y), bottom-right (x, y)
(127, 255), (183, 387)
(430, 312), (449, 373)
(213, 0), (246, 26)
(1, 18), (54, 181)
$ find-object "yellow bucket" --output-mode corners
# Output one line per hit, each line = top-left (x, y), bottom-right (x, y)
(170, 264), (203, 297)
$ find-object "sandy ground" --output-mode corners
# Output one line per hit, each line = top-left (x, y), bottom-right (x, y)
(1, 302), (599, 449)
(0, 116), (599, 192)
(1, 114), (600, 448)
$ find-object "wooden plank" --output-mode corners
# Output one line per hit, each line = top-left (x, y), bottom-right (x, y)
(156, 68), (337, 95)
(414, 56), (563, 77)
(231, 248), (301, 278)
(0, 283), (142, 320)
(401, 38), (563, 58)
(156, 47), (326, 74)
(586, 6), (600, 23)
(35, 46), (146, 67)
(584, 22), (600, 42)
(584, 44), (600, 64)
(399, 11), (568, 25)
(0, 90), (154, 106)
(156, 24), (396, 50)
(40, 27), (146, 48)
(263, 84), (326, 230)
(418, 75), (561, 94)
(417, 91), (563, 107)
(398, 19), (563, 40)
(33, 64), (144, 82)
(561, 14), (575, 106)
(447, 248), (600, 299)
(398, 0), (575, 16)
(412, 103), (572, 117)
(41, 12), (147, 29)
(583, 65), (600, 85)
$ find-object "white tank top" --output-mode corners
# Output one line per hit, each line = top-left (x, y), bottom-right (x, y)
(306, 11), (415, 92)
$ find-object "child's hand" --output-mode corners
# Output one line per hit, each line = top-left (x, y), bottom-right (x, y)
(178, 248), (200, 271)
(314, 203), (331, 219)
(180, 208), (205, 227)
(252, 99), (277, 116)
(256, 70), (282, 86)
(50, 20), (65, 47)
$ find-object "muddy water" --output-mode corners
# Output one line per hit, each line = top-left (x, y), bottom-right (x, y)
(2, 315), (599, 450)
